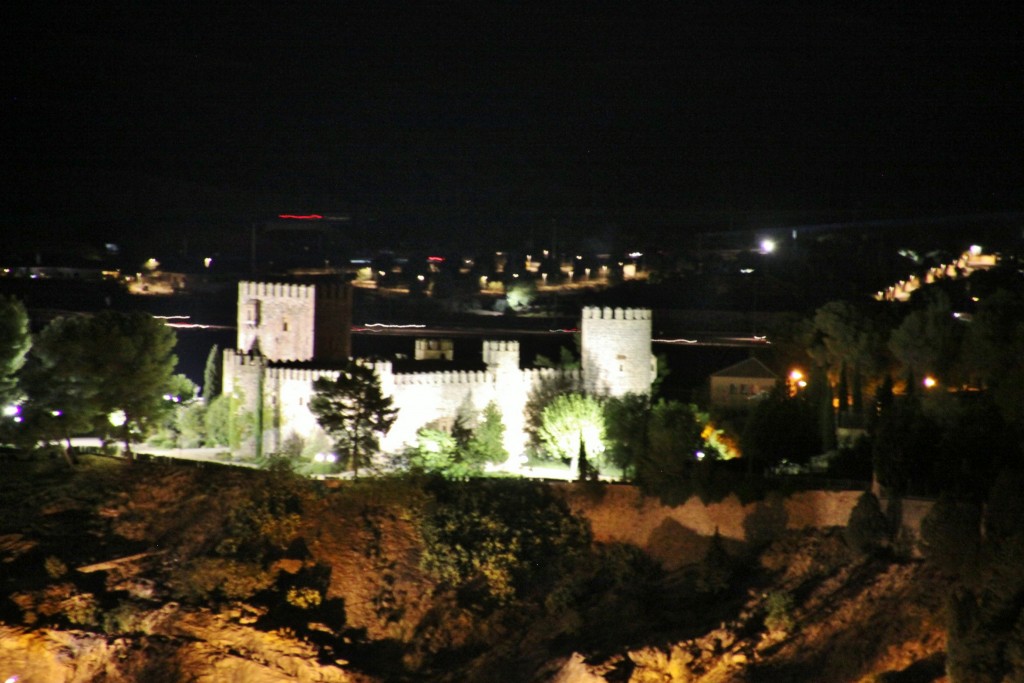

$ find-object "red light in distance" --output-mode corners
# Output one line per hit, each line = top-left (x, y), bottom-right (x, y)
(278, 214), (323, 220)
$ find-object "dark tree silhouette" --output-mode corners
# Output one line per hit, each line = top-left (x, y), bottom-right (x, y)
(310, 360), (398, 477)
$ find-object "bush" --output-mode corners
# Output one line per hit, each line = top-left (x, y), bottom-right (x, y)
(419, 479), (591, 604)
(286, 586), (323, 610)
(920, 496), (981, 577)
(764, 590), (795, 633)
(845, 491), (890, 555)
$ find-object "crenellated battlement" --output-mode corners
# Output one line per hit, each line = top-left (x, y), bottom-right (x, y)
(392, 369), (495, 387)
(240, 279), (350, 301)
(482, 340), (520, 353)
(581, 306), (652, 321)
(224, 348), (266, 367)
(240, 280), (314, 300)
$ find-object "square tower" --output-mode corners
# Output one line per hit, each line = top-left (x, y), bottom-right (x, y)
(237, 279), (352, 362)
(580, 306), (656, 396)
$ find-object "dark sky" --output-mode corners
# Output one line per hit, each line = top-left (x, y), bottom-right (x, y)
(6, 4), (1023, 252)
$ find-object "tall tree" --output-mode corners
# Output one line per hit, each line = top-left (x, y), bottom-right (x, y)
(812, 300), (887, 419)
(0, 295), (30, 409)
(468, 401), (508, 466)
(203, 344), (222, 400)
(635, 399), (703, 496)
(888, 289), (963, 388)
(310, 361), (398, 477)
(604, 393), (651, 479)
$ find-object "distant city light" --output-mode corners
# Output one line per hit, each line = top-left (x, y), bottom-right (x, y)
(969, 244), (982, 255)
(923, 376), (937, 389)
(278, 214), (323, 220)
(427, 256), (444, 262)
(628, 251), (643, 259)
(203, 257), (213, 268)
(108, 410), (127, 427)
(760, 239), (776, 254)
(2, 405), (18, 417)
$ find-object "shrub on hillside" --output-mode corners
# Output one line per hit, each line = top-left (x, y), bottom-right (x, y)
(845, 491), (890, 555)
(418, 479), (591, 604)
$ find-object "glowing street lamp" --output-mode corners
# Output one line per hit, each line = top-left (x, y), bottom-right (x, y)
(922, 375), (937, 389)
(788, 369), (807, 396)
(759, 238), (776, 254)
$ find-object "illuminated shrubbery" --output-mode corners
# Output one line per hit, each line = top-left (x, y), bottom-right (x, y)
(418, 479), (591, 603)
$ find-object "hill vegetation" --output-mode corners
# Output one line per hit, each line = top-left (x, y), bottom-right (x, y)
(0, 454), (955, 682)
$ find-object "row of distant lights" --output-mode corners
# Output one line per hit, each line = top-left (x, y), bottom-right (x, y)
(788, 368), (939, 392)
(877, 244), (986, 301)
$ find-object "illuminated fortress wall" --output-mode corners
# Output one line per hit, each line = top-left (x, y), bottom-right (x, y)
(225, 283), (654, 459)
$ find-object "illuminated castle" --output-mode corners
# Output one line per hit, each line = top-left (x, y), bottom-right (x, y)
(223, 280), (657, 460)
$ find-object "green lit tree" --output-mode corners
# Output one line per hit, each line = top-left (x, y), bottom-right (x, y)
(524, 362), (582, 452)
(538, 393), (606, 478)
(468, 400), (508, 466)
(408, 403), (508, 478)
(0, 295), (30, 409)
(310, 361), (398, 477)
(203, 343), (222, 400)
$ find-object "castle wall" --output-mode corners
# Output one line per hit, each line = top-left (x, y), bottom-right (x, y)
(580, 306), (657, 396)
(560, 484), (934, 568)
(226, 281), (655, 461)
(267, 361), (575, 458)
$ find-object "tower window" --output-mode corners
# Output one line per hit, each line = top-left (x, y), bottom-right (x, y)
(244, 300), (260, 326)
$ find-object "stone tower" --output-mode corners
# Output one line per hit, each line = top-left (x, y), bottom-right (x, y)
(236, 279), (352, 362)
(580, 306), (656, 396)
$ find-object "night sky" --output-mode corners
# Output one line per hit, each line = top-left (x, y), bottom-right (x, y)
(6, 4), (1023, 252)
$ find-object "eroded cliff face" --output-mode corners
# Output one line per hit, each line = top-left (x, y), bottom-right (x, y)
(0, 457), (948, 682)
(554, 532), (948, 683)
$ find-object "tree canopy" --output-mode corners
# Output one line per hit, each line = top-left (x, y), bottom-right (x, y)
(310, 361), (398, 476)
(0, 296), (30, 409)
(21, 311), (179, 459)
(538, 393), (606, 478)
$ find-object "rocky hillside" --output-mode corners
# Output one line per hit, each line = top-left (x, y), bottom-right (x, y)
(0, 455), (949, 682)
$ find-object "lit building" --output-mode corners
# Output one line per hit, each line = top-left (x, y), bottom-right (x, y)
(223, 280), (657, 460)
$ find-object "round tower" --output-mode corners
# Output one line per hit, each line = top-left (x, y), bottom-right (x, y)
(580, 306), (656, 396)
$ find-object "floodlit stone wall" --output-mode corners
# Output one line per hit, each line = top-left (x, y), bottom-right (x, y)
(560, 484), (934, 569)
(225, 281), (653, 458)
